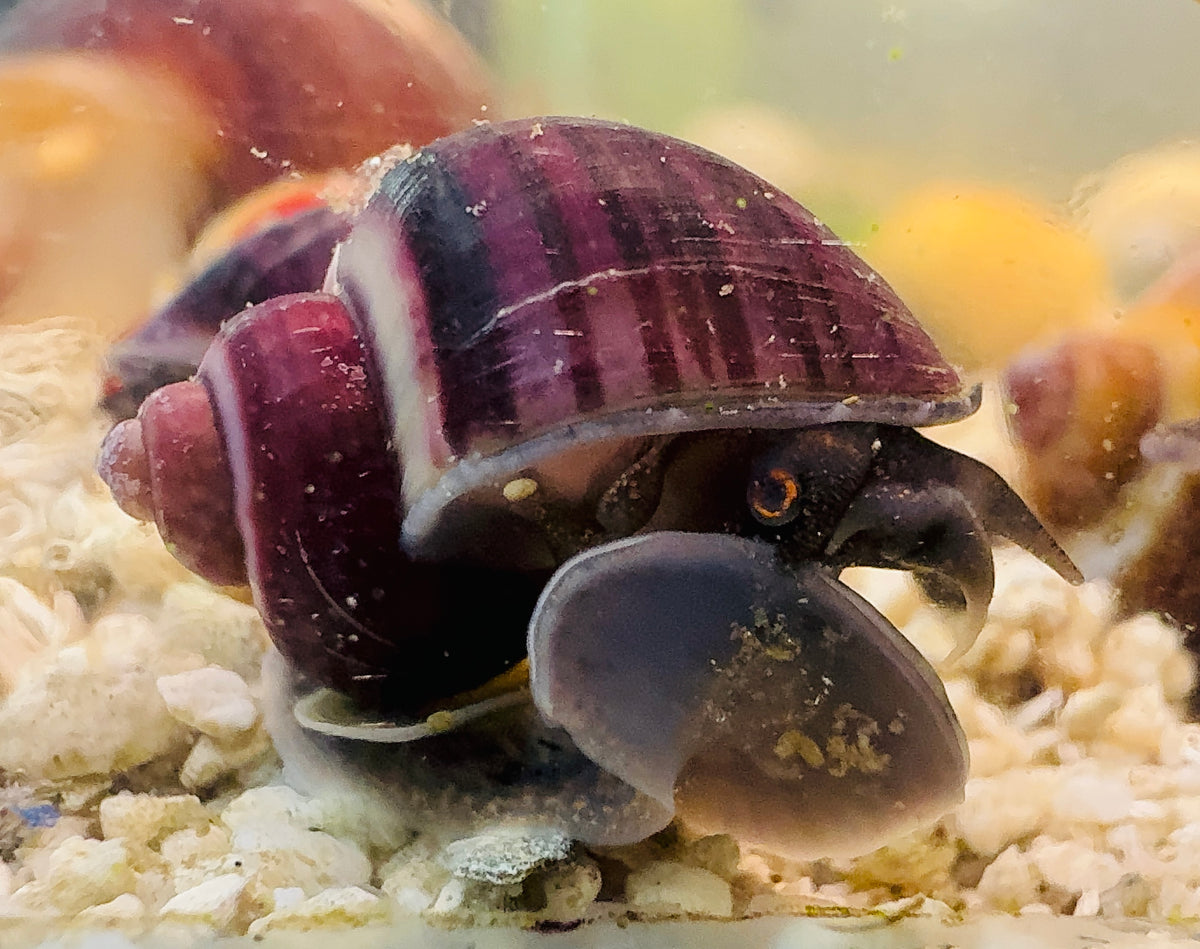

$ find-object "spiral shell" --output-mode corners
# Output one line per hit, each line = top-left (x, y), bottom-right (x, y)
(331, 117), (977, 550)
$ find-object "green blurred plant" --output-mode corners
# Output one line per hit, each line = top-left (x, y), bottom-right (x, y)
(491, 0), (749, 131)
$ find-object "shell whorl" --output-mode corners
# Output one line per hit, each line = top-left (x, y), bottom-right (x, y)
(334, 117), (970, 508)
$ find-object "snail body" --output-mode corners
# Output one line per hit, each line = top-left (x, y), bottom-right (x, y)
(99, 117), (1078, 858)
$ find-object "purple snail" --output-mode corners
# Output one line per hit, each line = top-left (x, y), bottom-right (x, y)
(97, 117), (1080, 859)
(101, 202), (352, 420)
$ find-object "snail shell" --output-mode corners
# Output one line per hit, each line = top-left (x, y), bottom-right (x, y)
(99, 118), (1082, 857)
(333, 117), (977, 555)
(102, 116), (981, 709)
(103, 201), (351, 420)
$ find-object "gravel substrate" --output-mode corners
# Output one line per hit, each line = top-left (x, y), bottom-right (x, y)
(0, 318), (1197, 944)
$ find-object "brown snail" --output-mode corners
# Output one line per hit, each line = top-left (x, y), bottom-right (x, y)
(0, 0), (492, 333)
(0, 0), (492, 199)
(98, 117), (1079, 858)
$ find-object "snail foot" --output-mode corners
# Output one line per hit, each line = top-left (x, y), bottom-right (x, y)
(528, 531), (968, 860)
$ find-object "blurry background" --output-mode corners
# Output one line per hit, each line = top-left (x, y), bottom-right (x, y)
(435, 0), (1200, 236)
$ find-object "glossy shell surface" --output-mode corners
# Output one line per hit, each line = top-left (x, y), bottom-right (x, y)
(96, 117), (1086, 858)
(332, 117), (978, 523)
(108, 116), (990, 709)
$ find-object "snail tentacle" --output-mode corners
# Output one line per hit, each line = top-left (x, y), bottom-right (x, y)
(825, 480), (996, 659)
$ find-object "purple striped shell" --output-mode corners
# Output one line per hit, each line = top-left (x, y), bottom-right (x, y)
(96, 117), (1088, 858)
(331, 116), (975, 550)
(100, 116), (979, 710)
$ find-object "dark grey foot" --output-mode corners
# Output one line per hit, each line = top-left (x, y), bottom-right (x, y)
(528, 531), (968, 860)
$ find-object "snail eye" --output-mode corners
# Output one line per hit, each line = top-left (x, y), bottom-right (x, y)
(748, 466), (801, 525)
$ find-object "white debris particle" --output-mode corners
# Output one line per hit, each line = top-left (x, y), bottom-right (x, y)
(502, 477), (539, 502)
(159, 873), (248, 929)
(625, 862), (734, 918)
(439, 827), (572, 885)
(247, 885), (386, 935)
(718, 282), (735, 296)
(156, 666), (259, 739)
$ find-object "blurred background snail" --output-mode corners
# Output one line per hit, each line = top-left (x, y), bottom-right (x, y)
(96, 116), (1080, 859)
(0, 0), (491, 333)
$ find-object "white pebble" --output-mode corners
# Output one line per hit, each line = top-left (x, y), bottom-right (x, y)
(953, 770), (1057, 856)
(160, 826), (233, 871)
(247, 885), (385, 935)
(1073, 888), (1101, 916)
(1027, 836), (1123, 895)
(1051, 770), (1135, 825)
(379, 841), (449, 915)
(13, 836), (137, 916)
(0, 642), (184, 780)
(974, 845), (1041, 911)
(1059, 683), (1124, 742)
(156, 666), (258, 739)
(1159, 723), (1200, 767)
(75, 892), (148, 924)
(180, 730), (270, 791)
(1105, 684), (1174, 755)
(1100, 613), (1187, 689)
(99, 792), (211, 847)
(159, 873), (248, 929)
(431, 877), (468, 915)
(216, 788), (372, 894)
(272, 886), (306, 911)
(624, 861), (733, 918)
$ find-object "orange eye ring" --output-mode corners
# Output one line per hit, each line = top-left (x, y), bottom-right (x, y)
(749, 466), (800, 523)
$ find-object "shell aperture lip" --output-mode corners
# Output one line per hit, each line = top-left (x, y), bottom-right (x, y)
(527, 531), (968, 860)
(293, 685), (532, 743)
